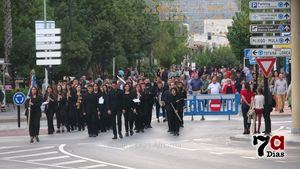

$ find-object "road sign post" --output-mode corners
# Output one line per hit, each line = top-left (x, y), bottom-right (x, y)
(249, 48), (291, 57)
(250, 24), (290, 33)
(256, 58), (277, 78)
(250, 12), (290, 21)
(249, 1), (291, 9)
(13, 92), (26, 128)
(250, 36), (291, 45)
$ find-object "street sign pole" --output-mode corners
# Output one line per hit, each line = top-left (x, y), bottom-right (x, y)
(17, 105), (20, 128)
(44, 0), (49, 88)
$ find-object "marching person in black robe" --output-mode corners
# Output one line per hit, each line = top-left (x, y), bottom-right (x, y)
(76, 85), (85, 131)
(26, 87), (43, 143)
(108, 81), (123, 139)
(66, 83), (76, 132)
(44, 86), (56, 135)
(83, 84), (100, 137)
(133, 84), (144, 133)
(167, 87), (181, 136)
(99, 85), (109, 132)
(122, 83), (135, 136)
(56, 85), (67, 133)
(176, 81), (187, 127)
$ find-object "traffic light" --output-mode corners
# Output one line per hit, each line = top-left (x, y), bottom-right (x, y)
(208, 32), (212, 40)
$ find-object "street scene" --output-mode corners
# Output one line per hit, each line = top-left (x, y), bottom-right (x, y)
(0, 0), (299, 169)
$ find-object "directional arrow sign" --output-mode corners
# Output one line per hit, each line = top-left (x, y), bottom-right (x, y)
(250, 36), (291, 45)
(249, 1), (290, 9)
(36, 59), (61, 66)
(244, 49), (251, 59)
(250, 48), (291, 57)
(256, 58), (277, 78)
(250, 24), (291, 33)
(250, 13), (291, 21)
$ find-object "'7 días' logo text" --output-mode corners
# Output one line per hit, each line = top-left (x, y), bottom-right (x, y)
(252, 135), (285, 158)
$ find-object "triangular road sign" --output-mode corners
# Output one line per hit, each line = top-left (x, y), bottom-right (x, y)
(256, 58), (277, 78)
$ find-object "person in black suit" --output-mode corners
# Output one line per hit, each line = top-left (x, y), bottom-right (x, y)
(167, 87), (181, 136)
(99, 85), (109, 132)
(108, 81), (123, 139)
(26, 86), (43, 143)
(83, 84), (100, 137)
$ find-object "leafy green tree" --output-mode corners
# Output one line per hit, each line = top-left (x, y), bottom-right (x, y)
(194, 47), (239, 68)
(227, 0), (251, 63)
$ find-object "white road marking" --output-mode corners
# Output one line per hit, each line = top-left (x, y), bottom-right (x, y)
(79, 164), (107, 169)
(59, 144), (136, 169)
(164, 144), (198, 151)
(240, 156), (257, 159)
(28, 155), (70, 162)
(0, 146), (20, 150)
(5, 158), (76, 169)
(53, 160), (86, 166)
(274, 126), (285, 132)
(0, 146), (55, 155)
(210, 152), (225, 155)
(97, 144), (124, 151)
(124, 144), (136, 149)
(4, 151), (58, 160)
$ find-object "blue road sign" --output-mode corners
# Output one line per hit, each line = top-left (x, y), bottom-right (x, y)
(244, 49), (251, 59)
(13, 92), (26, 105)
(249, 56), (257, 65)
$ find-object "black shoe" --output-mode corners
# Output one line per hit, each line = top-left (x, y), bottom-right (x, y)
(130, 130), (134, 136)
(62, 129), (65, 133)
(56, 130), (61, 133)
(93, 134), (97, 137)
(163, 119), (167, 122)
(89, 134), (93, 137)
(157, 119), (160, 123)
(136, 130), (140, 133)
(148, 125), (152, 128)
(180, 124), (184, 128)
(30, 137), (34, 143)
(176, 133), (179, 136)
(125, 132), (129, 137)
(112, 135), (117, 139)
(119, 133), (123, 139)
(35, 136), (40, 142)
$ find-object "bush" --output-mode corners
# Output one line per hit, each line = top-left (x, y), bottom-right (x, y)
(5, 88), (30, 104)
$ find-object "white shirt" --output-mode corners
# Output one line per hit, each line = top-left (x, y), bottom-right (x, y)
(208, 82), (221, 94)
(254, 95), (265, 109)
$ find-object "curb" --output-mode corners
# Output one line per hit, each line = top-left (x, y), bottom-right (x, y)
(229, 135), (300, 147)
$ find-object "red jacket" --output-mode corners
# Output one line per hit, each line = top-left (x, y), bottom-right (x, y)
(222, 83), (236, 94)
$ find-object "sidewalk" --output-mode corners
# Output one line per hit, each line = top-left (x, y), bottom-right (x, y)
(230, 129), (300, 147)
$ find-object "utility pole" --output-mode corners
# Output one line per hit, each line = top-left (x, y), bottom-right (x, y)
(43, 0), (49, 88)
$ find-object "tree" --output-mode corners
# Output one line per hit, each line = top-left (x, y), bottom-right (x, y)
(194, 47), (239, 68)
(3, 0), (12, 63)
(153, 21), (188, 68)
(227, 0), (251, 63)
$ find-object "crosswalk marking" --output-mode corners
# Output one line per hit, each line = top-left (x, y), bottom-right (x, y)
(0, 146), (55, 155)
(79, 164), (107, 169)
(4, 151), (58, 160)
(53, 160), (86, 166)
(28, 155), (70, 162)
(0, 146), (20, 150)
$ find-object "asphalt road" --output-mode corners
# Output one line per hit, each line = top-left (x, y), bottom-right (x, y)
(0, 115), (299, 169)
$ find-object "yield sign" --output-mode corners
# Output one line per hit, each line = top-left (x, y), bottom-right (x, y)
(256, 58), (277, 77)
